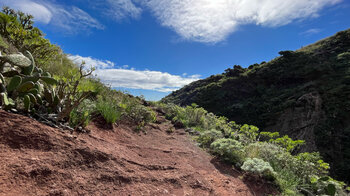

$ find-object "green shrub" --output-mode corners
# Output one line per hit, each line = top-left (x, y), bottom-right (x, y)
(197, 129), (223, 147)
(128, 104), (156, 124)
(210, 138), (244, 165)
(270, 135), (305, 152)
(242, 158), (275, 179)
(55, 64), (96, 121)
(296, 152), (330, 176)
(307, 176), (347, 196)
(236, 124), (259, 144)
(69, 99), (96, 128)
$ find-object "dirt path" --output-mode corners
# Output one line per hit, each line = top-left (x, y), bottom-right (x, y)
(0, 110), (276, 196)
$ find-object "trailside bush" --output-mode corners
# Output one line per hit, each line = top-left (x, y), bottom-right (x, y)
(197, 129), (223, 147)
(128, 104), (156, 125)
(210, 138), (244, 165)
(308, 176), (348, 196)
(69, 99), (96, 128)
(96, 98), (121, 124)
(235, 124), (259, 144)
(242, 158), (275, 179)
(168, 103), (207, 128)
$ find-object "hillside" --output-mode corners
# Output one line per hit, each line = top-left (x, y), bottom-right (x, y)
(162, 29), (350, 182)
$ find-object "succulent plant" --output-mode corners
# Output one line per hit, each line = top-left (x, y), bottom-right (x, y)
(7, 75), (22, 91)
(0, 52), (31, 68)
(22, 51), (35, 75)
(0, 51), (58, 112)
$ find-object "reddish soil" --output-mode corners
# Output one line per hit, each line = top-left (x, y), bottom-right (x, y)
(0, 110), (277, 196)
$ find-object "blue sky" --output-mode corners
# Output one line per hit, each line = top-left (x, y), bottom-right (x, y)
(1, 0), (350, 100)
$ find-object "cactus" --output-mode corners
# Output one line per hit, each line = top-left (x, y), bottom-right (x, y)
(2, 70), (20, 77)
(44, 88), (54, 104)
(37, 68), (43, 74)
(34, 82), (43, 93)
(0, 53), (31, 68)
(43, 87), (61, 110)
(7, 75), (22, 92)
(22, 51), (35, 75)
(0, 51), (58, 112)
(28, 88), (39, 95)
(27, 93), (37, 104)
(42, 71), (51, 77)
(40, 76), (57, 85)
(22, 75), (40, 83)
(36, 94), (43, 105)
(17, 81), (35, 92)
(23, 94), (30, 111)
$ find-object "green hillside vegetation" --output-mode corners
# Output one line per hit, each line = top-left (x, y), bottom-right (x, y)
(163, 29), (350, 184)
(0, 6), (349, 195)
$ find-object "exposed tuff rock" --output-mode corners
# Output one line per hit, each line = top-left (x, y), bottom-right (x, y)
(267, 92), (324, 152)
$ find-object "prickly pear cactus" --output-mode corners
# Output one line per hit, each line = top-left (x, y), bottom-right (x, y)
(0, 53), (31, 68)
(7, 75), (22, 92)
(0, 51), (58, 112)
(22, 51), (35, 75)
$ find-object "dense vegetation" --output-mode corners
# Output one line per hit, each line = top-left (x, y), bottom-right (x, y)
(152, 102), (349, 195)
(163, 29), (350, 183)
(0, 7), (156, 132)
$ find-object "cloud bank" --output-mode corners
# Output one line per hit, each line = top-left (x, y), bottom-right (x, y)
(68, 55), (200, 92)
(144, 0), (341, 43)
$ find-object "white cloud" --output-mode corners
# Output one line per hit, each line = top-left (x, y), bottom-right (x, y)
(83, 0), (142, 21)
(95, 68), (200, 92)
(68, 55), (115, 69)
(300, 28), (322, 36)
(0, 0), (52, 24)
(106, 0), (142, 20)
(0, 0), (104, 33)
(144, 0), (341, 43)
(48, 5), (104, 32)
(68, 55), (200, 92)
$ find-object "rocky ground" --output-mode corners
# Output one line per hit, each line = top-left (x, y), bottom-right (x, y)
(0, 110), (277, 196)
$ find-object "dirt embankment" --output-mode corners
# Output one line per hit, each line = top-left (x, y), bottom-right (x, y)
(0, 110), (276, 196)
